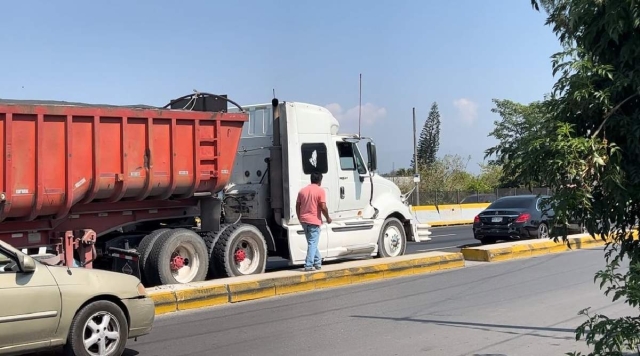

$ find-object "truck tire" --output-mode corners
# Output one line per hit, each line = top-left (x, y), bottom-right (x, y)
(63, 300), (128, 356)
(377, 217), (407, 258)
(211, 223), (267, 278)
(147, 228), (209, 285)
(201, 224), (232, 279)
(137, 228), (170, 286)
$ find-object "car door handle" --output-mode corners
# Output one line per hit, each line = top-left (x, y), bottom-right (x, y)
(340, 186), (345, 199)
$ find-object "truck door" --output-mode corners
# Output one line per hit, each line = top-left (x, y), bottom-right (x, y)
(335, 141), (370, 217)
(326, 140), (376, 258)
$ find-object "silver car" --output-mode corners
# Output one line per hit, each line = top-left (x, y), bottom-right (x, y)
(0, 240), (155, 356)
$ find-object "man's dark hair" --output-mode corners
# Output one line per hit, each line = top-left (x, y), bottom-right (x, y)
(310, 172), (323, 184)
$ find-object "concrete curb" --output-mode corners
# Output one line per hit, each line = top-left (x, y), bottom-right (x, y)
(460, 233), (637, 262)
(147, 251), (465, 315)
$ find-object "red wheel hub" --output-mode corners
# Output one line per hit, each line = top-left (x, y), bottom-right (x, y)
(170, 255), (185, 271)
(234, 249), (246, 263)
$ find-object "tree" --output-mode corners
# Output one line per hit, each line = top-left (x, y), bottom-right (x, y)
(486, 1), (640, 354)
(411, 102), (441, 170)
(476, 163), (503, 190)
(485, 99), (549, 188)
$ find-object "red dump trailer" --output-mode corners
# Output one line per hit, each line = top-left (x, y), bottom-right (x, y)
(0, 94), (249, 286)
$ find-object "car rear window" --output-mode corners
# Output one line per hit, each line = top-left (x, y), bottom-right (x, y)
(487, 197), (535, 209)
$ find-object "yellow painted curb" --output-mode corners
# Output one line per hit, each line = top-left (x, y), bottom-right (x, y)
(274, 274), (317, 295)
(174, 283), (229, 311)
(147, 251), (465, 315)
(429, 220), (473, 227)
(460, 233), (630, 263)
(148, 288), (178, 315)
(412, 203), (491, 212)
(228, 280), (276, 302)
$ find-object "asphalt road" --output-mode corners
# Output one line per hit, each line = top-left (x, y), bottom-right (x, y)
(406, 224), (478, 253)
(123, 247), (633, 356)
(266, 224), (477, 271)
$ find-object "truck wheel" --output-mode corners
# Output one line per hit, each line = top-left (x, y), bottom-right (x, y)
(201, 224), (231, 279)
(377, 217), (407, 258)
(63, 300), (128, 356)
(147, 228), (209, 285)
(137, 228), (170, 286)
(212, 224), (267, 277)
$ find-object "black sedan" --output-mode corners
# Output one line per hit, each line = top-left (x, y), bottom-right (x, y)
(472, 195), (582, 244)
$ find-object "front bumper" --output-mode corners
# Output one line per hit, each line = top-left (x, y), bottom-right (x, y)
(122, 296), (155, 338)
(410, 218), (432, 242)
(473, 225), (533, 240)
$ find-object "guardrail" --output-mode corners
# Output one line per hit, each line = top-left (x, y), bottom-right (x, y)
(412, 203), (490, 226)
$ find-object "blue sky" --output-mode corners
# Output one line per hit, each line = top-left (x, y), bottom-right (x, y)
(0, 0), (561, 174)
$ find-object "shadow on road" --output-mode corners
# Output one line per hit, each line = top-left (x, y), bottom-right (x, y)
(266, 256), (374, 272)
(351, 315), (575, 341)
(27, 348), (139, 356)
(459, 242), (482, 249)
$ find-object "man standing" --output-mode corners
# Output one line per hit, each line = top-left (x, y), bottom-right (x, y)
(296, 172), (332, 271)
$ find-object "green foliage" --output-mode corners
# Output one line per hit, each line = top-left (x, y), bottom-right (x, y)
(411, 102), (441, 170)
(391, 168), (412, 177)
(470, 163), (504, 191)
(485, 99), (551, 188)
(393, 155), (503, 193)
(487, 1), (640, 354)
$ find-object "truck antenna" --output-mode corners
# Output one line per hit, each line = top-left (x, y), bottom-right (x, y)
(358, 73), (362, 138)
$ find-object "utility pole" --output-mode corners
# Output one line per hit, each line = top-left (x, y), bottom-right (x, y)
(413, 107), (420, 206)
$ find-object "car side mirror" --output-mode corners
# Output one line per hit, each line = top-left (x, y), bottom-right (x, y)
(366, 142), (377, 172)
(18, 254), (37, 273)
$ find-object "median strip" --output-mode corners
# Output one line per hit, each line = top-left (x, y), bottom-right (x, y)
(461, 232), (638, 262)
(147, 251), (465, 315)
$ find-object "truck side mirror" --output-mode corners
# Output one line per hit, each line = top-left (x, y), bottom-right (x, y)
(366, 142), (377, 172)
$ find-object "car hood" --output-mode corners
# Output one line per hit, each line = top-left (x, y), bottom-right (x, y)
(45, 264), (142, 299)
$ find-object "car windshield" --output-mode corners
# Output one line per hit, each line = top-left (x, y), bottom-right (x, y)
(487, 197), (535, 209)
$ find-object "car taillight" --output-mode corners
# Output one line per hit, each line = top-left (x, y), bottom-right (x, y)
(474, 215), (480, 223)
(515, 213), (531, 223)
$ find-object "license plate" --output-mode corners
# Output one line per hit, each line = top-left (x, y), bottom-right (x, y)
(491, 217), (502, 223)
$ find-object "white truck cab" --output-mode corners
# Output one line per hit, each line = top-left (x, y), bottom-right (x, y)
(225, 100), (431, 268)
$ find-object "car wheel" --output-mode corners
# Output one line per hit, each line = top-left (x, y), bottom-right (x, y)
(537, 222), (550, 239)
(64, 300), (128, 356)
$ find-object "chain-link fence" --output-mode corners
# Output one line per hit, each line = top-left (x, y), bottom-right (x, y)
(413, 187), (552, 206)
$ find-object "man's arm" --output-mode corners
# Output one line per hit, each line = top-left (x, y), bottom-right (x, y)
(296, 193), (302, 219)
(319, 190), (332, 224)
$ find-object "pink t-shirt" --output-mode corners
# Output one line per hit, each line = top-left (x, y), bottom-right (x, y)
(297, 184), (326, 226)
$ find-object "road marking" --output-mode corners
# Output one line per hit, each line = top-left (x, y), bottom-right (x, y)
(431, 233), (456, 238)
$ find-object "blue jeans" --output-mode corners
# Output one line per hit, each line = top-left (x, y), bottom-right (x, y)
(302, 223), (322, 268)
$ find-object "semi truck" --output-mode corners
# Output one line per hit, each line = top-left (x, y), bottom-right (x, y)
(0, 93), (431, 287)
